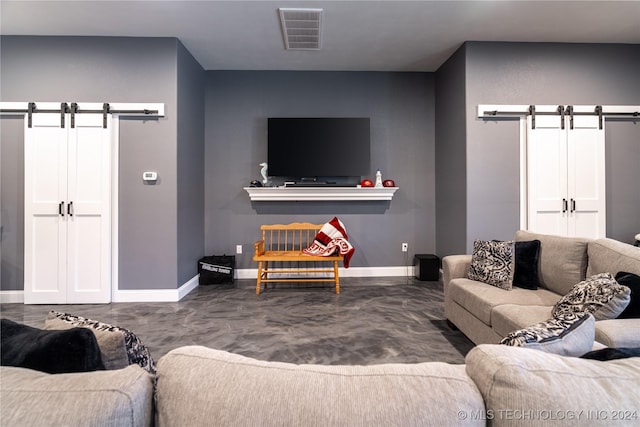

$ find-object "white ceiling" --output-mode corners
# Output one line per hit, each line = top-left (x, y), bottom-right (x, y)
(2, 1), (639, 72)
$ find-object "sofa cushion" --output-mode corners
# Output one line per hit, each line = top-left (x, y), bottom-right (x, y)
(0, 365), (153, 427)
(499, 313), (595, 357)
(587, 238), (640, 277)
(448, 278), (561, 325)
(615, 271), (640, 319)
(552, 272), (631, 320)
(47, 311), (155, 375)
(491, 304), (554, 338)
(468, 240), (514, 290)
(466, 344), (640, 427)
(156, 346), (486, 427)
(45, 315), (129, 370)
(1, 319), (105, 374)
(595, 319), (640, 348)
(515, 230), (590, 295)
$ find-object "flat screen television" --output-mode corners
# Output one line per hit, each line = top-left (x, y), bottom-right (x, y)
(268, 117), (370, 179)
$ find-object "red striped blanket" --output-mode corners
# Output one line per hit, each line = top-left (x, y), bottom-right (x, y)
(303, 217), (355, 268)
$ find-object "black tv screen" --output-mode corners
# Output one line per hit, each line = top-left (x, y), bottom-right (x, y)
(268, 118), (370, 179)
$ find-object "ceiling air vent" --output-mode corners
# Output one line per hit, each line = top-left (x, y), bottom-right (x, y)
(278, 8), (323, 50)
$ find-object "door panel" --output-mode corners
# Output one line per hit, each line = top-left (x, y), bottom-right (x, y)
(526, 116), (568, 236)
(67, 114), (111, 303)
(567, 116), (606, 239)
(24, 114), (68, 304)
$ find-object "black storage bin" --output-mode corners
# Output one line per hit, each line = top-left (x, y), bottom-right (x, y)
(414, 254), (440, 281)
(198, 255), (235, 285)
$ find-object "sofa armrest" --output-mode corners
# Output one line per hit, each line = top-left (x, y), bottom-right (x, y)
(442, 255), (472, 287)
(595, 319), (640, 348)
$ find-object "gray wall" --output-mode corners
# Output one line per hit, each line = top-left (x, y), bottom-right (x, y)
(0, 36), (196, 291)
(204, 71), (436, 269)
(435, 45), (467, 257)
(465, 42), (640, 248)
(176, 42), (205, 284)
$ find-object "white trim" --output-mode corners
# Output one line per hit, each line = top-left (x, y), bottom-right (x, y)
(178, 275), (200, 299)
(3, 267), (422, 303)
(236, 266), (415, 279)
(244, 186), (398, 201)
(519, 117), (528, 230)
(111, 118), (119, 302)
(0, 291), (25, 303)
(112, 274), (199, 302)
(110, 103), (164, 117)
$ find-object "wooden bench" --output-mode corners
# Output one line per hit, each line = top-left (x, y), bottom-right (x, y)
(253, 223), (343, 295)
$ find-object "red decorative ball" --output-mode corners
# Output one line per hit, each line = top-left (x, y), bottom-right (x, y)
(383, 179), (396, 187)
(361, 179), (374, 187)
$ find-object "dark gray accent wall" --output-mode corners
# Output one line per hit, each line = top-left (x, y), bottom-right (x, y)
(204, 71), (436, 269)
(435, 45), (467, 258)
(462, 42), (640, 250)
(176, 41), (205, 284)
(0, 36), (187, 291)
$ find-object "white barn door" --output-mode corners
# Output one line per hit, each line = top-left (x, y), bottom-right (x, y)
(526, 114), (605, 239)
(567, 116), (606, 239)
(24, 113), (111, 304)
(526, 115), (568, 236)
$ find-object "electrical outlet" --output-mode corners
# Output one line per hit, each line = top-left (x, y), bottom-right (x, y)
(236, 244), (243, 254)
(401, 243), (408, 252)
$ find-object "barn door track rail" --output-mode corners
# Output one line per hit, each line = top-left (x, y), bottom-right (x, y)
(0, 102), (165, 128)
(477, 104), (639, 130)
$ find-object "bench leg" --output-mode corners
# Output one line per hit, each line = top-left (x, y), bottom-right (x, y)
(256, 261), (263, 295)
(334, 260), (340, 294)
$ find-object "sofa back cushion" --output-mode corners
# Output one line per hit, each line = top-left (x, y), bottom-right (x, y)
(466, 344), (640, 427)
(515, 230), (590, 295)
(587, 238), (640, 277)
(156, 346), (485, 426)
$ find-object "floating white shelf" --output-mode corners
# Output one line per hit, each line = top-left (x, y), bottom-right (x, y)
(244, 186), (398, 201)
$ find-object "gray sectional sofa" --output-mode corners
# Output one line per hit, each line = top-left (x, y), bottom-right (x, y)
(443, 230), (640, 347)
(2, 343), (640, 426)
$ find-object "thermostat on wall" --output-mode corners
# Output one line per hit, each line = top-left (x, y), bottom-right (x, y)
(143, 171), (158, 181)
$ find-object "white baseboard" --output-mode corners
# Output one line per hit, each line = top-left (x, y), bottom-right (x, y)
(0, 290), (24, 303)
(111, 274), (199, 302)
(1, 267), (417, 304)
(236, 266), (415, 279)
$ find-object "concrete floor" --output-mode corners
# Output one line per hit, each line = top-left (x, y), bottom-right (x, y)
(1, 277), (474, 366)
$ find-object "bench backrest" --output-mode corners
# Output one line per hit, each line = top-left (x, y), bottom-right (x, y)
(260, 223), (322, 252)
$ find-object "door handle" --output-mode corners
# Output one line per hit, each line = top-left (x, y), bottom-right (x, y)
(67, 201), (73, 217)
(562, 198), (568, 213)
(59, 201), (65, 216)
(571, 199), (576, 213)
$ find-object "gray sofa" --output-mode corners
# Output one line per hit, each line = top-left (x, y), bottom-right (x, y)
(2, 343), (640, 426)
(443, 230), (640, 347)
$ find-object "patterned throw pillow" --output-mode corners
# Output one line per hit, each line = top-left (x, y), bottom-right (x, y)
(552, 273), (631, 320)
(48, 311), (156, 375)
(467, 240), (515, 290)
(500, 313), (595, 357)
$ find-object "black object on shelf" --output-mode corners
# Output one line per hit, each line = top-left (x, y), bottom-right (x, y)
(414, 254), (440, 281)
(198, 255), (235, 285)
